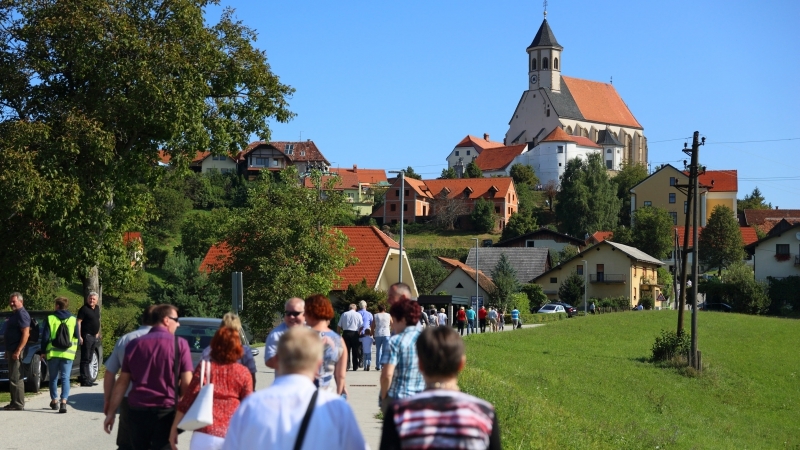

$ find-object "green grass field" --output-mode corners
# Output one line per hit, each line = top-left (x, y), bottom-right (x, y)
(461, 311), (800, 449)
(402, 230), (502, 249)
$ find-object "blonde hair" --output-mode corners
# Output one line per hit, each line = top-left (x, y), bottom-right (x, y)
(278, 327), (323, 374)
(221, 313), (243, 332)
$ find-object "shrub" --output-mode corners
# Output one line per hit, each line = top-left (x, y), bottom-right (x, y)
(558, 271), (584, 304)
(639, 294), (654, 310)
(101, 305), (143, 355)
(146, 247), (169, 269)
(651, 329), (690, 362)
(521, 283), (548, 312)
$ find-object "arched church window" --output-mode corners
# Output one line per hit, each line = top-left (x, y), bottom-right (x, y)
(554, 58), (559, 70)
(531, 58), (537, 70)
(626, 135), (633, 162)
(542, 57), (549, 69)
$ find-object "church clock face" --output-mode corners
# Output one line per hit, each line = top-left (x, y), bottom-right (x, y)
(530, 74), (538, 84)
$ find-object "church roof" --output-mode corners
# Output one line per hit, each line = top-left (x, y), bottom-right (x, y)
(473, 144), (527, 171)
(527, 19), (562, 50)
(597, 129), (623, 146)
(561, 77), (642, 129)
(540, 128), (600, 148)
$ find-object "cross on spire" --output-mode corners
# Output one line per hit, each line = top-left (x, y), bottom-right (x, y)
(543, 0), (548, 18)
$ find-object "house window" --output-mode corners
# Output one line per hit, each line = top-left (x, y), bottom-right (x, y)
(670, 177), (676, 186)
(395, 189), (399, 197)
(284, 143), (294, 154)
(405, 190), (409, 197)
(576, 265), (583, 275)
(255, 157), (268, 166)
(455, 150), (460, 156)
(403, 204), (408, 212)
(643, 201), (652, 207)
(422, 206), (427, 215)
(495, 207), (500, 213)
(776, 244), (790, 255)
(467, 150), (471, 156)
(557, 146), (564, 153)
(550, 277), (557, 283)
(669, 212), (678, 224)
(273, 159), (280, 167)
(526, 240), (535, 247)
(542, 57), (549, 69)
(606, 160), (613, 169)
(390, 204), (396, 212)
(456, 283), (464, 288)
(606, 149), (612, 153)
(596, 264), (604, 282)
(212, 155), (226, 161)
(669, 193), (676, 203)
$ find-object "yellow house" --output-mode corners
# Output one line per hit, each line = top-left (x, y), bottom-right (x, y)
(532, 240), (664, 308)
(629, 164), (737, 227)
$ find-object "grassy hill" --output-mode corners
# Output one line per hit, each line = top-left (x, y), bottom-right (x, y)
(461, 311), (800, 449)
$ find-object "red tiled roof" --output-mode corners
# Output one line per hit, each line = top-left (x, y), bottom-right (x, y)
(540, 128), (599, 147)
(739, 227), (758, 246)
(673, 226), (755, 247)
(403, 178), (434, 198)
(123, 232), (142, 245)
(437, 257), (464, 270)
(589, 231), (614, 244)
(561, 76), (642, 129)
(157, 150), (171, 164)
(436, 258), (494, 291)
(698, 170), (737, 192)
(242, 141), (330, 164)
(423, 177), (515, 200)
(303, 172), (361, 190)
(674, 226), (703, 248)
(455, 135), (504, 151)
(473, 144), (527, 171)
(571, 136), (601, 148)
(742, 209), (800, 226)
(333, 226), (399, 290)
(192, 151), (210, 163)
(330, 166), (388, 185)
(200, 242), (232, 273)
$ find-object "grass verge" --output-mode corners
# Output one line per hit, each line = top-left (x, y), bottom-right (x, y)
(461, 311), (800, 449)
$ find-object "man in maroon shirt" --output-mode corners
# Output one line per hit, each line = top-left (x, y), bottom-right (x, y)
(103, 304), (193, 450)
(478, 306), (488, 333)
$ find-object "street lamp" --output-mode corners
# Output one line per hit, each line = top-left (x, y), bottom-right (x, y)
(388, 170), (406, 283)
(471, 238), (479, 311)
(582, 259), (588, 314)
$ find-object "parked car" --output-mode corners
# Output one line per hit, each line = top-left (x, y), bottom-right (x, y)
(175, 317), (259, 367)
(553, 302), (577, 317)
(701, 303), (732, 312)
(0, 310), (102, 393)
(537, 304), (566, 314)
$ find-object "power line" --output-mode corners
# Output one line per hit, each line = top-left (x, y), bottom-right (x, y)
(704, 137), (800, 145)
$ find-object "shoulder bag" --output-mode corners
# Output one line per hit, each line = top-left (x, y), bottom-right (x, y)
(177, 359), (215, 431)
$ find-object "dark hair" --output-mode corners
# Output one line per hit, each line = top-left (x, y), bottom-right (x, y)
(389, 299), (421, 325)
(210, 327), (243, 364)
(304, 294), (334, 321)
(54, 297), (69, 310)
(141, 305), (158, 326)
(377, 304), (385, 312)
(416, 326), (464, 378)
(151, 304), (177, 324)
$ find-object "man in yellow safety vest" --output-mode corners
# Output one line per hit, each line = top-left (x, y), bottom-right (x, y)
(40, 296), (79, 413)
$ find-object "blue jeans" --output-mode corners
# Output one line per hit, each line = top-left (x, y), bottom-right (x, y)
(375, 336), (390, 368)
(48, 357), (74, 401)
(467, 319), (476, 334)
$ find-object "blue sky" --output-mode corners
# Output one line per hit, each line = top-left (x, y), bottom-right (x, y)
(209, 0), (799, 208)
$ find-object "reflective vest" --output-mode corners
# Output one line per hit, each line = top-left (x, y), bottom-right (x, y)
(46, 315), (79, 360)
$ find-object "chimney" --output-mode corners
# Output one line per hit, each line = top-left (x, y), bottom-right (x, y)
(775, 206), (779, 209)
(483, 133), (490, 141)
(353, 164), (358, 171)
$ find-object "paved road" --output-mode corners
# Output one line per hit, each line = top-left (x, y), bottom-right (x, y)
(1, 323), (540, 449)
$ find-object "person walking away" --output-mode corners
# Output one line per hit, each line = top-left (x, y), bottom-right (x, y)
(3, 292), (30, 411)
(221, 327), (367, 450)
(478, 306), (487, 333)
(359, 329), (375, 371)
(487, 307), (498, 332)
(337, 304), (362, 371)
(511, 307), (520, 330)
(170, 326), (253, 450)
(357, 301), (373, 368)
(419, 309), (428, 329)
(77, 291), (101, 386)
(104, 305), (158, 450)
(466, 306), (476, 335)
(497, 309), (505, 331)
(201, 313), (257, 388)
(40, 297), (79, 413)
(264, 297), (305, 371)
(437, 308), (448, 328)
(379, 299), (425, 415)
(379, 326), (501, 449)
(306, 295), (347, 395)
(387, 283), (412, 305)
(372, 305), (392, 371)
(590, 302), (596, 315)
(456, 307), (466, 336)
(103, 304), (194, 450)
(428, 308), (438, 327)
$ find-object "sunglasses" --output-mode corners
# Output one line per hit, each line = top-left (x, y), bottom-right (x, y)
(284, 311), (303, 318)
(168, 316), (180, 323)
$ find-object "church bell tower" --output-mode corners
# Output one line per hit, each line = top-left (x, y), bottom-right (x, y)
(527, 13), (562, 92)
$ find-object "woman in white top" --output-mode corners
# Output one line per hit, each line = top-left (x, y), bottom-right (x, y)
(437, 308), (448, 328)
(372, 304), (392, 371)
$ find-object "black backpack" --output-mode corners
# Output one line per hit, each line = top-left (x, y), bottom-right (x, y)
(52, 318), (72, 350)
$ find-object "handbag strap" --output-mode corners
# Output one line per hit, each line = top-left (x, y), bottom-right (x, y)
(293, 389), (319, 450)
(174, 335), (181, 404)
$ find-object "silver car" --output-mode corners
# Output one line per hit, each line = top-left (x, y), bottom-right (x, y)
(537, 304), (566, 314)
(175, 317), (259, 367)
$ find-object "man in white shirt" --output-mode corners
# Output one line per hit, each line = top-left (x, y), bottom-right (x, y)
(222, 327), (367, 450)
(264, 297), (306, 370)
(337, 304), (363, 370)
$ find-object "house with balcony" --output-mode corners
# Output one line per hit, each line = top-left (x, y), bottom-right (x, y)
(532, 240), (664, 308)
(239, 140), (329, 179)
(744, 219), (800, 281)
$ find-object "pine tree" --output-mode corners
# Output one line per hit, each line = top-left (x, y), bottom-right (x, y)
(440, 167), (457, 179)
(558, 271), (584, 305)
(737, 187), (771, 214)
(490, 254), (519, 311)
(465, 161), (483, 178)
(471, 198), (497, 233)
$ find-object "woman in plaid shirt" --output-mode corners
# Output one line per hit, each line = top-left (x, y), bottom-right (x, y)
(379, 299), (425, 414)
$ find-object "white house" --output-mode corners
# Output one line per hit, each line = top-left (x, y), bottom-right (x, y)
(745, 220), (800, 281)
(446, 134), (504, 173)
(512, 127), (601, 186)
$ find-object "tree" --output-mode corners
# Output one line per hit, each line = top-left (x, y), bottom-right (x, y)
(630, 206), (673, 259)
(509, 293), (530, 315)
(148, 252), (226, 318)
(555, 153), (621, 238)
(440, 167), (457, 179)
(551, 245), (579, 266)
(217, 168), (356, 331)
(516, 183), (538, 216)
(404, 166), (423, 180)
(613, 163), (648, 225)
(410, 258), (450, 296)
(145, 183), (194, 243)
(490, 254), (519, 311)
(737, 187), (771, 214)
(543, 180), (559, 211)
(610, 225), (633, 246)
(339, 279), (388, 312)
(471, 198), (498, 233)
(431, 194), (468, 230)
(699, 205), (745, 274)
(465, 161), (483, 179)
(558, 271), (584, 305)
(500, 213), (538, 242)
(510, 164), (539, 187)
(0, 0), (294, 302)
(657, 267), (673, 301)
(177, 208), (233, 261)
(521, 283), (548, 312)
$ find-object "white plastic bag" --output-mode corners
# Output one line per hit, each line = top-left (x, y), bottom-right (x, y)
(177, 360), (214, 431)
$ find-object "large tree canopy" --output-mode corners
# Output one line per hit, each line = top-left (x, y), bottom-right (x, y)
(630, 206), (674, 259)
(699, 205), (745, 274)
(555, 153), (621, 238)
(612, 163), (648, 226)
(0, 0), (294, 299)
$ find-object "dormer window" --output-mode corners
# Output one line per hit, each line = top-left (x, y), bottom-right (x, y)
(284, 144), (294, 155)
(462, 187), (473, 199)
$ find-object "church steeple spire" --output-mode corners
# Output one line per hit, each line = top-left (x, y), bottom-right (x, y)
(527, 17), (562, 92)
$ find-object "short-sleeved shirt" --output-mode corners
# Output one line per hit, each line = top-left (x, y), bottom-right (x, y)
(338, 310), (362, 332)
(373, 313), (391, 337)
(202, 343), (256, 375)
(121, 326), (194, 408)
(466, 309), (476, 321)
(478, 308), (487, 319)
(3, 307), (31, 350)
(385, 327), (425, 400)
(488, 310), (498, 320)
(358, 309), (373, 335)
(318, 330), (343, 391)
(105, 325), (152, 396)
(77, 304), (101, 336)
(263, 322), (289, 363)
(360, 335), (374, 355)
(511, 309), (520, 320)
(437, 313), (447, 327)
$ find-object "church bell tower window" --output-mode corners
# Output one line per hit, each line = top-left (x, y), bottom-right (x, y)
(542, 57), (549, 69)
(554, 58), (559, 70)
(531, 58), (537, 70)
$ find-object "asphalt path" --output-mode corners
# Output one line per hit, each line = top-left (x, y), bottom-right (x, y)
(1, 323), (540, 449)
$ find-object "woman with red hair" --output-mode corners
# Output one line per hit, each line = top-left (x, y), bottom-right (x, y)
(304, 294), (347, 396)
(169, 327), (253, 450)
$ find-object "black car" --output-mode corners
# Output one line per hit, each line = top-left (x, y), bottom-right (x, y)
(554, 302), (577, 317)
(0, 310), (103, 393)
(701, 303), (732, 312)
